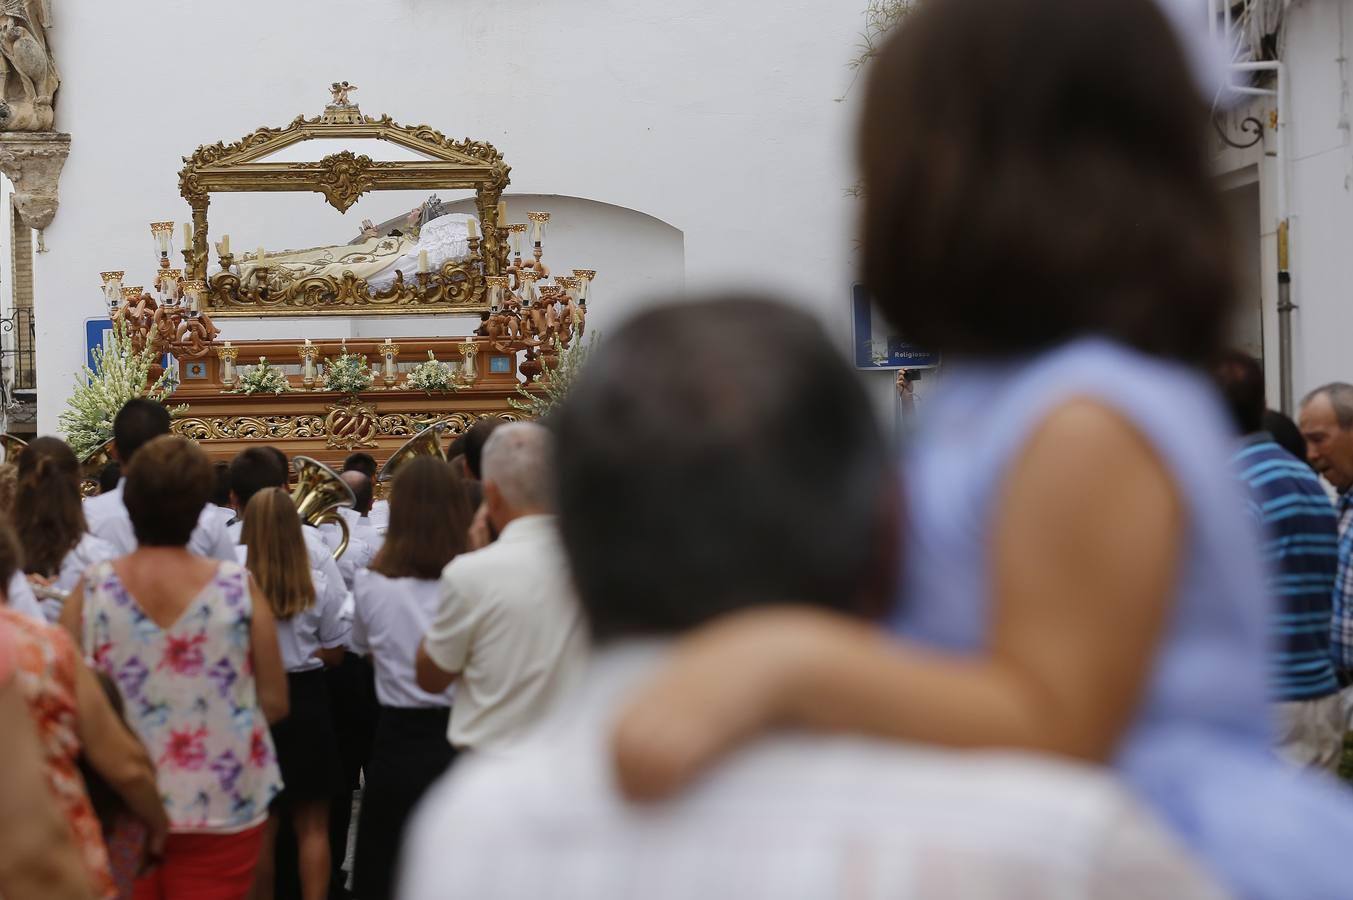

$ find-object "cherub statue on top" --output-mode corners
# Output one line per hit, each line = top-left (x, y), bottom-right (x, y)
(330, 81), (358, 107)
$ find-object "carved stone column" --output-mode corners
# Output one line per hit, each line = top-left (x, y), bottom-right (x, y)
(0, 131), (71, 234)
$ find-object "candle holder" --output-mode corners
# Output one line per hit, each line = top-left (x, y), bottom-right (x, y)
(218, 344), (240, 390)
(459, 339), (479, 385)
(381, 341), (401, 389)
(150, 221), (175, 269)
(416, 271), (432, 292)
(298, 344), (319, 390)
(508, 223), (528, 264)
(180, 279), (205, 319)
(100, 271), (126, 316)
(158, 268), (182, 306)
(572, 269), (596, 303)
(218, 252), (235, 273)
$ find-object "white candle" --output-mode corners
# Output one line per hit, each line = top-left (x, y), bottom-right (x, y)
(418, 250), (429, 274)
(467, 218), (478, 240)
(305, 338), (312, 346)
(183, 223), (192, 248)
(256, 247), (266, 264)
(221, 234), (231, 255)
(497, 201), (507, 223)
(384, 337), (392, 347)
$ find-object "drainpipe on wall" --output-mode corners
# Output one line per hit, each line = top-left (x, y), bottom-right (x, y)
(1277, 217), (1294, 414)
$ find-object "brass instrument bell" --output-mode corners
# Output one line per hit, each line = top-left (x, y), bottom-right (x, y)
(377, 421), (448, 484)
(290, 456), (356, 560)
(78, 439), (117, 498)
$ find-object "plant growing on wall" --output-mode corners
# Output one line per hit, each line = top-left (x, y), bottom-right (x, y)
(233, 357), (293, 395)
(509, 332), (598, 421)
(59, 321), (183, 458)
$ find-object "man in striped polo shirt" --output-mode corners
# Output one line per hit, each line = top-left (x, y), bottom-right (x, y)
(1217, 354), (1343, 771)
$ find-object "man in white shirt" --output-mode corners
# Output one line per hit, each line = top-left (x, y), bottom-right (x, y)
(342, 452), (389, 531)
(84, 398), (235, 561)
(415, 423), (586, 754)
(399, 299), (1224, 900)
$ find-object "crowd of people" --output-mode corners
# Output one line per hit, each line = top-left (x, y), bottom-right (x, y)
(6, 0), (1353, 897)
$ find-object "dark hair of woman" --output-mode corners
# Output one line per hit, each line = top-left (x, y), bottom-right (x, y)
(13, 436), (87, 577)
(123, 436), (212, 547)
(370, 456), (472, 580)
(859, 0), (1235, 365)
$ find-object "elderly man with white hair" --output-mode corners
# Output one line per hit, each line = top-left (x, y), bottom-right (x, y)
(415, 422), (587, 754)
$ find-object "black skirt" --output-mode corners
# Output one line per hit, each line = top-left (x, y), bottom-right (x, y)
(353, 705), (457, 900)
(270, 668), (343, 807)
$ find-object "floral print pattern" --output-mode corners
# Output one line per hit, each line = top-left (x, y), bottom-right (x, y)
(0, 607), (117, 898)
(81, 561), (282, 832)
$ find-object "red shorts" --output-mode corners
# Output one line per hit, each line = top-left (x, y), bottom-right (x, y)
(132, 822), (266, 900)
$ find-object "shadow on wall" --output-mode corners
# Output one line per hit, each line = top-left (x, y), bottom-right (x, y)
(441, 194), (685, 334)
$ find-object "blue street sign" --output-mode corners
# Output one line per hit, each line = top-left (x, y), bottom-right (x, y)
(850, 284), (939, 370)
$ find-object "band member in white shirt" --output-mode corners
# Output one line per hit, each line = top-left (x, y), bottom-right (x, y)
(351, 456), (473, 900)
(84, 399), (235, 562)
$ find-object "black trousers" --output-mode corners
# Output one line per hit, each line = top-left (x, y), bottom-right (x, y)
(353, 705), (456, 900)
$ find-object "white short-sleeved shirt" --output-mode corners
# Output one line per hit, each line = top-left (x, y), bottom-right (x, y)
(273, 566), (348, 673)
(352, 570), (454, 708)
(85, 481), (237, 562)
(5, 571), (43, 623)
(37, 533), (119, 623)
(229, 518), (352, 631)
(422, 514), (586, 753)
(400, 644), (1228, 900)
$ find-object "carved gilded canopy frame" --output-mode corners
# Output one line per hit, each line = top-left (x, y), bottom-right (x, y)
(178, 106), (511, 317)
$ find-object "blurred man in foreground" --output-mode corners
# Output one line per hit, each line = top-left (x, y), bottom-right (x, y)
(398, 298), (1223, 899)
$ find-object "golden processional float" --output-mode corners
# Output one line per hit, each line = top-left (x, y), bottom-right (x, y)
(88, 87), (595, 531)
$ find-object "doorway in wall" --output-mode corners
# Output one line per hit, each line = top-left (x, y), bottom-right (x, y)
(1222, 179), (1264, 364)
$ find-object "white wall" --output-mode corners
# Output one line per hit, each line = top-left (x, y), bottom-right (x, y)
(34, 0), (878, 434)
(1214, 0), (1353, 407)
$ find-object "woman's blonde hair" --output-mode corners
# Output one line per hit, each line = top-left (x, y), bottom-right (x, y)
(241, 487), (315, 620)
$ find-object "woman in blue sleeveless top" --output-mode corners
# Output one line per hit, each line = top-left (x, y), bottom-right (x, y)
(609, 1), (1353, 896)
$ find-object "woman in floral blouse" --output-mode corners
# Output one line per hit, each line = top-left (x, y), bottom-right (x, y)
(62, 435), (289, 900)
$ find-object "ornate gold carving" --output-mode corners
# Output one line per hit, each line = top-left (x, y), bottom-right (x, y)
(177, 97), (514, 316)
(173, 415), (327, 442)
(309, 151), (384, 213)
(170, 410), (520, 444)
(324, 399), (380, 450)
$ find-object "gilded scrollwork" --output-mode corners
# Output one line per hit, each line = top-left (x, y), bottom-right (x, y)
(324, 400), (381, 450)
(171, 409), (519, 445)
(307, 151), (387, 213)
(172, 414), (327, 442)
(177, 92), (510, 316)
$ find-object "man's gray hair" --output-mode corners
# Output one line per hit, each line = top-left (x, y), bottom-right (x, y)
(481, 422), (555, 513)
(1301, 382), (1353, 430)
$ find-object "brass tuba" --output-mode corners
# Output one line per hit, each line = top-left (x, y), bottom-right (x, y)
(0, 433), (27, 464)
(78, 439), (117, 498)
(291, 456), (356, 560)
(377, 421), (447, 484)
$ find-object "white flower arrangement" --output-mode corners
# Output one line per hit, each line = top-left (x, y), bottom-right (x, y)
(59, 320), (184, 458)
(323, 343), (374, 394)
(405, 350), (460, 394)
(509, 331), (598, 420)
(233, 357), (293, 395)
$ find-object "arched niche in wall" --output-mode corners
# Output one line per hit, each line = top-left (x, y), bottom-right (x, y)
(353, 193), (686, 340)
